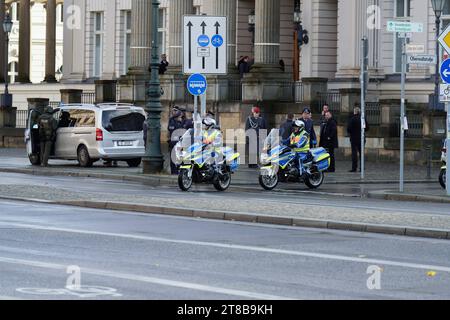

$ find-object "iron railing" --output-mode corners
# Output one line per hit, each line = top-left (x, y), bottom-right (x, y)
(81, 92), (96, 104)
(294, 81), (304, 103)
(228, 80), (243, 102)
(16, 110), (28, 128)
(317, 91), (342, 113)
(406, 114), (424, 138)
(365, 102), (381, 126)
(49, 101), (61, 108)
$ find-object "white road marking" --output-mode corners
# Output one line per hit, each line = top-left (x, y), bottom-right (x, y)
(0, 256), (290, 300)
(0, 221), (450, 273)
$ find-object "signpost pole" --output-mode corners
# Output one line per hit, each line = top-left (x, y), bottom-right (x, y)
(400, 37), (406, 193)
(201, 93), (206, 117)
(360, 37), (368, 180)
(447, 102), (450, 196)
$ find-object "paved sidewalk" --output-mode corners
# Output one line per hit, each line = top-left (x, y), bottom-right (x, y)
(0, 148), (441, 184)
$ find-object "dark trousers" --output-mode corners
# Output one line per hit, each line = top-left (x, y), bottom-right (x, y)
(351, 140), (361, 171)
(40, 140), (52, 167)
(169, 143), (179, 175)
(327, 147), (335, 172)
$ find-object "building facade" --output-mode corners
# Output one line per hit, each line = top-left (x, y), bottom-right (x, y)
(4, 0), (447, 162)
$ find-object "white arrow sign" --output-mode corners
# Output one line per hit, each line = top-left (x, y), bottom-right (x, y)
(183, 16), (227, 75)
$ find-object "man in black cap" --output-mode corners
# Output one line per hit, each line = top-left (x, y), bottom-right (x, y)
(301, 107), (317, 148)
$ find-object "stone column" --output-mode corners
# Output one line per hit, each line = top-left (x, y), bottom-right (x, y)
(204, 0), (237, 67)
(253, 0), (280, 71)
(44, 0), (57, 82)
(167, 0), (194, 71)
(0, 0), (6, 83)
(18, 0), (31, 83)
(129, 0), (152, 75)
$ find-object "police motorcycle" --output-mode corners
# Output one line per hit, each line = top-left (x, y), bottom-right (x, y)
(439, 140), (447, 189)
(175, 118), (240, 192)
(259, 124), (331, 191)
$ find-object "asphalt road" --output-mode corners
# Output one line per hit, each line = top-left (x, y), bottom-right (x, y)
(1, 199), (450, 300)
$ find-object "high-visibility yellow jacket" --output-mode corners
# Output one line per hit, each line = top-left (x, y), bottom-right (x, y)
(290, 130), (310, 153)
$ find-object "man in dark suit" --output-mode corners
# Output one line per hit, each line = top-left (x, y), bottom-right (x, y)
(280, 114), (295, 140)
(320, 111), (338, 173)
(301, 107), (317, 148)
(347, 107), (369, 173)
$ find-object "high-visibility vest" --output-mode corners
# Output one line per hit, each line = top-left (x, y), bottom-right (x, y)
(203, 129), (221, 147)
(290, 131), (310, 153)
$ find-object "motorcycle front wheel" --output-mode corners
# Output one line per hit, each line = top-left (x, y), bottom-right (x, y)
(305, 171), (324, 189)
(178, 169), (193, 191)
(259, 174), (279, 191)
(439, 169), (446, 189)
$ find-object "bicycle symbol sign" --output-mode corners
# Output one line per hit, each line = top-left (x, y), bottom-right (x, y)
(440, 84), (450, 102)
(211, 35), (224, 48)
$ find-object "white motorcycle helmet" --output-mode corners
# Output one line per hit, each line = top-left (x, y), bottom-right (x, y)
(293, 120), (306, 132)
(202, 118), (216, 130)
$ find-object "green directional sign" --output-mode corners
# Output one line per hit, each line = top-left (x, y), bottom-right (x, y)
(387, 21), (423, 33)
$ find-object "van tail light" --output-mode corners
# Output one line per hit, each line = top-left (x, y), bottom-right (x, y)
(443, 147), (447, 154)
(96, 128), (103, 141)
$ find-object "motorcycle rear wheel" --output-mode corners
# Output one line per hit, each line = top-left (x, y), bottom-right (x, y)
(213, 172), (232, 192)
(178, 169), (193, 191)
(439, 169), (446, 190)
(305, 171), (324, 189)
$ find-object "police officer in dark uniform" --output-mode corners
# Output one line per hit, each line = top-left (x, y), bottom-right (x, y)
(38, 107), (58, 167)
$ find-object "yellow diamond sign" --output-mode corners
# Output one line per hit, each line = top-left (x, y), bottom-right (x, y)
(438, 25), (450, 54)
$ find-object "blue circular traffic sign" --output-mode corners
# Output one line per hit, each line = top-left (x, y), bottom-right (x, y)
(440, 59), (450, 84)
(197, 35), (210, 47)
(211, 35), (224, 48)
(187, 74), (207, 96)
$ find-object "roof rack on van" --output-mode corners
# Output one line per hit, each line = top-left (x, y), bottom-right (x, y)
(96, 103), (136, 108)
(59, 103), (96, 108)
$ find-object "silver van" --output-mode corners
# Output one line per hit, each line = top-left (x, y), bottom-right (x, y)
(25, 103), (146, 167)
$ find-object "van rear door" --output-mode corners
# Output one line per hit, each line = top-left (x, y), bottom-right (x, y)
(101, 108), (145, 148)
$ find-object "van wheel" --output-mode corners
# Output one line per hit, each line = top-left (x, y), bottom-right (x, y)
(126, 158), (142, 168)
(77, 145), (93, 167)
(29, 154), (41, 166)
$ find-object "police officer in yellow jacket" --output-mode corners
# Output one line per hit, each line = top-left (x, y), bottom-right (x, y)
(202, 118), (222, 149)
(38, 107), (58, 167)
(287, 120), (310, 175)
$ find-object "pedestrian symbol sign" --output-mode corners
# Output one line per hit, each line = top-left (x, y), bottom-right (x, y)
(187, 74), (208, 96)
(183, 16), (227, 75)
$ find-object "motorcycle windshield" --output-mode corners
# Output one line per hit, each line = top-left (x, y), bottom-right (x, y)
(263, 129), (282, 151)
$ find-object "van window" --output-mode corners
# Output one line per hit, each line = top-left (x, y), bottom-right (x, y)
(102, 110), (145, 132)
(60, 109), (95, 128)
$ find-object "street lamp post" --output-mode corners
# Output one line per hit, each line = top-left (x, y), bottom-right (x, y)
(432, 0), (446, 108)
(1, 13), (12, 108)
(142, 0), (164, 174)
(248, 10), (255, 44)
